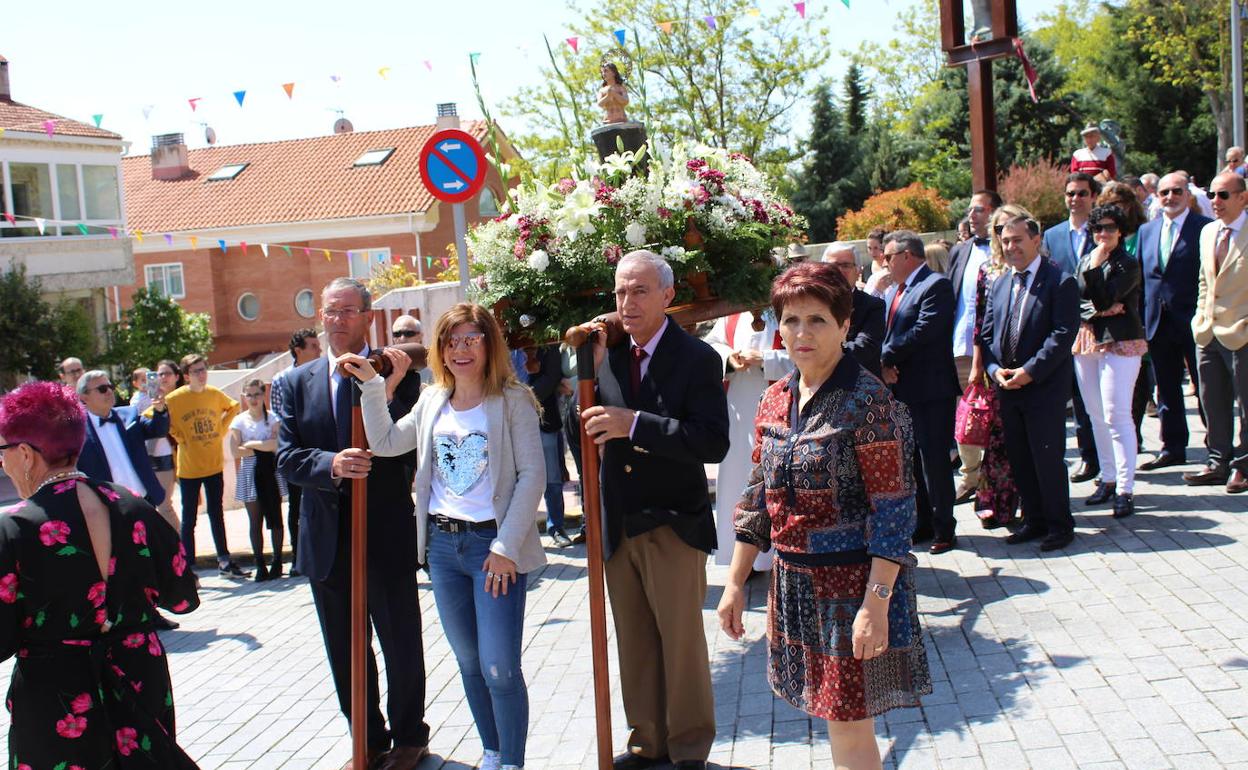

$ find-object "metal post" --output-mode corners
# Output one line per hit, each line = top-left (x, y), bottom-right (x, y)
(1233, 0), (1246, 148)
(453, 202), (469, 295)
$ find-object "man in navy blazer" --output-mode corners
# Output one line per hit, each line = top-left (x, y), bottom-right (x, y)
(881, 231), (961, 553)
(1138, 172), (1213, 468)
(76, 370), (169, 508)
(277, 278), (430, 770)
(980, 216), (1081, 552)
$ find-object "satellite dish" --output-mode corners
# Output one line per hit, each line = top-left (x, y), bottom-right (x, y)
(204, 125), (218, 146)
(334, 117), (354, 134)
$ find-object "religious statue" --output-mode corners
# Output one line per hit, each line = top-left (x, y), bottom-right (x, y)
(596, 63), (629, 125)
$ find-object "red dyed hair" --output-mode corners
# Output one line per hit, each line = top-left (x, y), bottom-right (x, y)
(770, 260), (853, 325)
(0, 381), (87, 467)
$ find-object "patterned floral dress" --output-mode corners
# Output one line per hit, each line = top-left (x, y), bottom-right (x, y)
(734, 356), (932, 722)
(0, 477), (200, 769)
(973, 262), (1020, 526)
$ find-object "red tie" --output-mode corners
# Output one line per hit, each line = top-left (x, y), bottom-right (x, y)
(630, 346), (648, 397)
(887, 282), (907, 329)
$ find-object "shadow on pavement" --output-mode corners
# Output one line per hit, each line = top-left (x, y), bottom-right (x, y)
(159, 626), (261, 653)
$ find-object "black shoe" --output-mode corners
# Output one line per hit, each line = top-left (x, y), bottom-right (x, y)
(1085, 482), (1117, 506)
(151, 611), (179, 631)
(254, 565), (272, 583)
(912, 526), (935, 544)
(549, 528), (573, 548)
(1070, 462), (1099, 483)
(570, 528), (587, 545)
(219, 562), (252, 579)
(612, 751), (669, 770)
(929, 537), (957, 555)
(1112, 493), (1134, 518)
(1006, 526), (1047, 545)
(1040, 531), (1075, 551)
(1139, 451), (1186, 471)
(289, 568), (302, 578)
(269, 559), (284, 579)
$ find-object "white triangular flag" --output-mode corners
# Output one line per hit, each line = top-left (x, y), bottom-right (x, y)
(260, 243), (269, 258)
(34, 218), (46, 235)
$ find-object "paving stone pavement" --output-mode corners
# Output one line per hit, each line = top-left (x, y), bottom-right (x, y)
(1, 402), (1247, 769)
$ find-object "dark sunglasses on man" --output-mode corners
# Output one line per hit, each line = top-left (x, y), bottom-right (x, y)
(1207, 189), (1239, 200)
(89, 383), (115, 394)
(392, 330), (419, 339)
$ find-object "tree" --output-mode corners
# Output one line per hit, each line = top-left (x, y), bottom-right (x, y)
(788, 83), (869, 241)
(843, 63), (872, 134)
(104, 288), (214, 376)
(848, 0), (946, 123)
(0, 266), (61, 387)
(503, 0), (830, 179)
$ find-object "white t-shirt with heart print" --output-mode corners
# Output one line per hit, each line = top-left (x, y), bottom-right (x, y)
(429, 402), (495, 523)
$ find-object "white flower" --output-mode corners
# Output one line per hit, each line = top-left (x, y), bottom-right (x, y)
(519, 314), (536, 327)
(553, 182), (603, 241)
(625, 222), (647, 247)
(528, 249), (550, 272)
(660, 245), (688, 262)
(506, 214), (522, 230)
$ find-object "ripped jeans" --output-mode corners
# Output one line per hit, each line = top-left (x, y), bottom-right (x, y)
(426, 523), (529, 766)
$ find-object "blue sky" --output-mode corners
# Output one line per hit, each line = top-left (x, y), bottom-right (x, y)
(3, 0), (1049, 156)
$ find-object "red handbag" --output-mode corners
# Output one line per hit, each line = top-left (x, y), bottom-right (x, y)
(954, 380), (995, 448)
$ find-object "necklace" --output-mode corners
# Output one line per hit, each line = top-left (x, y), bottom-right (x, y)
(31, 469), (87, 497)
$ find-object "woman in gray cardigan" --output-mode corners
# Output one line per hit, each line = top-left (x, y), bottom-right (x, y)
(343, 302), (545, 770)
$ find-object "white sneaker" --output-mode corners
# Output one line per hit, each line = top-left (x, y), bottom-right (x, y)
(479, 749), (502, 770)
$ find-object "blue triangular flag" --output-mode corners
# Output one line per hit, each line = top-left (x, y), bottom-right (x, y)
(233, 90), (246, 107)
(614, 29), (626, 46)
(218, 239), (227, 253)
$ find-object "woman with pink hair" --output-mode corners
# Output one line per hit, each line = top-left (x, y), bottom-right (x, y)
(0, 381), (200, 769)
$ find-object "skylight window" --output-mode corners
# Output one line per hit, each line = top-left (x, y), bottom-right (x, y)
(206, 163), (248, 181)
(353, 148), (395, 167)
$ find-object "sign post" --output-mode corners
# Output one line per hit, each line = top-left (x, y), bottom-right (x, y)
(419, 128), (489, 293)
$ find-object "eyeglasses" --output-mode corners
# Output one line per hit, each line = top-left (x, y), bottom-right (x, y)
(1207, 189), (1240, 200)
(322, 307), (365, 320)
(967, 205), (987, 215)
(444, 332), (486, 350)
(89, 383), (115, 394)
(0, 441), (42, 453)
(1158, 187), (1186, 197)
(1065, 189), (1091, 198)
(1090, 222), (1119, 234)
(392, 329), (419, 339)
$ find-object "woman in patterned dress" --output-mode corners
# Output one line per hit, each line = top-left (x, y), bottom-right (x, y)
(717, 261), (931, 770)
(0, 381), (200, 769)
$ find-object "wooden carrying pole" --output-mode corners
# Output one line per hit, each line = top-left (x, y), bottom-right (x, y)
(576, 338), (614, 770)
(350, 379), (369, 769)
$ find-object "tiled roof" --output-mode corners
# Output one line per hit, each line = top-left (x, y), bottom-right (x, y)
(0, 99), (122, 140)
(121, 122), (491, 233)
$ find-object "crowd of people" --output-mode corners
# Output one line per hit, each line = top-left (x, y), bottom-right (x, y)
(0, 137), (1244, 769)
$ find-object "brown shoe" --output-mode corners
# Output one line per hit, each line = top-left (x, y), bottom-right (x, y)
(1228, 470), (1248, 494)
(954, 481), (976, 505)
(339, 749), (385, 770)
(376, 745), (430, 770)
(1183, 466), (1230, 486)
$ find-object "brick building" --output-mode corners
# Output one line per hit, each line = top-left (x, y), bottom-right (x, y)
(119, 113), (514, 364)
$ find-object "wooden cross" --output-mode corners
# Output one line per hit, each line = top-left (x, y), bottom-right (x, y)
(939, 0), (1020, 191)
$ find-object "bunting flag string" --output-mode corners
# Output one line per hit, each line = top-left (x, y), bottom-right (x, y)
(566, 37), (580, 53)
(92, 114), (104, 128)
(282, 83), (295, 99)
(233, 90), (247, 107)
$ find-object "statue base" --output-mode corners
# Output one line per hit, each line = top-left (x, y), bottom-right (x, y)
(590, 122), (648, 163)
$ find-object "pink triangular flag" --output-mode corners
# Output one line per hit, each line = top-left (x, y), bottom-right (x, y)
(43, 120), (57, 137)
(303, 247), (312, 258)
(3, 213), (14, 226)
(566, 37), (579, 53)
(423, 60), (433, 72)
(794, 2), (806, 18)
(240, 241), (248, 254)
(107, 226), (118, 238)
(188, 97), (202, 112)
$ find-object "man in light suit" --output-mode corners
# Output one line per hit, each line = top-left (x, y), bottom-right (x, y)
(980, 215), (1080, 551)
(1138, 172), (1213, 470)
(76, 370), (170, 508)
(1044, 171), (1102, 483)
(881, 231), (961, 554)
(1185, 172), (1248, 494)
(581, 250), (729, 770)
(277, 278), (430, 770)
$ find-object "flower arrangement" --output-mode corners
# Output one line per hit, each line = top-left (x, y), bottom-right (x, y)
(468, 142), (805, 342)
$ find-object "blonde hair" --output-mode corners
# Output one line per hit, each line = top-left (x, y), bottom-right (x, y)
(989, 203), (1036, 269)
(429, 303), (539, 409)
(924, 242), (950, 273)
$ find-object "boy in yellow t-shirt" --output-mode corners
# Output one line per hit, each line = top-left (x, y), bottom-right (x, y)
(165, 354), (248, 578)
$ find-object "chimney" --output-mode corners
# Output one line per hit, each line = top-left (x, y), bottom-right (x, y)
(435, 102), (460, 130)
(0, 55), (11, 102)
(151, 133), (190, 180)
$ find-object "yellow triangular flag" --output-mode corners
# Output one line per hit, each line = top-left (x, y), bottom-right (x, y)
(190, 236), (198, 251)
(378, 66), (391, 80)
(747, 7), (761, 16)
(323, 249), (331, 261)
(134, 229), (144, 243)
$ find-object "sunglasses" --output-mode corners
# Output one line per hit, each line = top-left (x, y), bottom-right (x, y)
(0, 441), (42, 453)
(1207, 189), (1241, 200)
(392, 330), (420, 339)
(1158, 187), (1186, 197)
(967, 205), (987, 215)
(444, 332), (485, 350)
(1090, 222), (1120, 234)
(1065, 189), (1091, 198)
(89, 383), (115, 394)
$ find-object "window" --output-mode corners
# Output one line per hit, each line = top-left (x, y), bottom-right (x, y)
(7, 163), (53, 237)
(145, 263), (186, 299)
(206, 163), (248, 181)
(348, 248), (391, 280)
(57, 165), (81, 235)
(353, 148), (395, 167)
(478, 188), (500, 217)
(1, 160), (122, 239)
(294, 289), (316, 318)
(82, 165), (120, 219)
(237, 292), (260, 321)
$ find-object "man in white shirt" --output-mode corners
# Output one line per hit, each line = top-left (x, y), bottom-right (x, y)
(76, 370), (168, 506)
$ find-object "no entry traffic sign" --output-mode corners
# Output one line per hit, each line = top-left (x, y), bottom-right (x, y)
(419, 129), (489, 204)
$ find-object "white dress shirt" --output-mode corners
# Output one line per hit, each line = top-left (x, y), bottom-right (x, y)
(952, 240), (990, 357)
(94, 412), (147, 498)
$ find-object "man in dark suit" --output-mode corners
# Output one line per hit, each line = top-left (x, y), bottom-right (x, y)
(980, 215), (1081, 551)
(277, 278), (429, 770)
(881, 230), (961, 554)
(823, 243), (885, 377)
(76, 370), (169, 508)
(1044, 172), (1102, 483)
(1138, 172), (1213, 469)
(581, 250), (729, 770)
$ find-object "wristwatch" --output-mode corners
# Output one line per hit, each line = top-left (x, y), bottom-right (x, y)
(867, 582), (892, 600)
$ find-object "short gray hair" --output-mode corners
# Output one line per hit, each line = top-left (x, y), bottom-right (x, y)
(617, 250), (674, 289)
(1140, 173), (1159, 188)
(821, 242), (857, 261)
(884, 230), (925, 262)
(393, 314), (421, 332)
(322, 277), (372, 310)
(76, 370), (110, 395)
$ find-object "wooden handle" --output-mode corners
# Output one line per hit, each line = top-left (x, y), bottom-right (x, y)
(350, 382), (369, 768)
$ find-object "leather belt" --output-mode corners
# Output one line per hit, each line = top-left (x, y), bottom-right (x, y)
(431, 514), (497, 534)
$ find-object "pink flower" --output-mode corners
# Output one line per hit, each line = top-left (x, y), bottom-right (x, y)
(130, 680), (143, 693)
(123, 633), (146, 648)
(70, 692), (92, 715)
(555, 178), (576, 194)
(603, 244), (624, 265)
(132, 521), (147, 546)
(17, 764), (31, 770)
(96, 485), (120, 502)
(0, 573), (17, 604)
(38, 520), (70, 547)
(52, 479), (78, 494)
(171, 550), (186, 577)
(171, 600), (189, 612)
(94, 609), (108, 626)
(147, 633), (162, 657)
(108, 557), (116, 576)
(87, 581), (106, 608)
(657, 207), (672, 219)
(56, 713), (87, 739)
(116, 726), (138, 755)
(144, 586), (160, 605)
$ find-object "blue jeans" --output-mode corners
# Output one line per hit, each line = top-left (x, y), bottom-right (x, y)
(426, 525), (529, 766)
(178, 472), (230, 566)
(540, 430), (565, 532)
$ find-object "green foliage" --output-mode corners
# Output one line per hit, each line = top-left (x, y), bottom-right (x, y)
(104, 288), (214, 375)
(0, 266), (62, 385)
(835, 183), (952, 240)
(843, 63), (871, 135)
(909, 140), (972, 203)
(51, 300), (96, 366)
(788, 83), (871, 241)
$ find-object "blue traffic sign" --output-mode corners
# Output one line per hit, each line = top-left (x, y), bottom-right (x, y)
(419, 129), (489, 204)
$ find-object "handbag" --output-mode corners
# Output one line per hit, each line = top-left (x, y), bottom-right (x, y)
(954, 380), (995, 448)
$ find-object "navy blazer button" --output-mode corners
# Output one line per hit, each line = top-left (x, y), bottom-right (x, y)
(624, 465), (633, 473)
